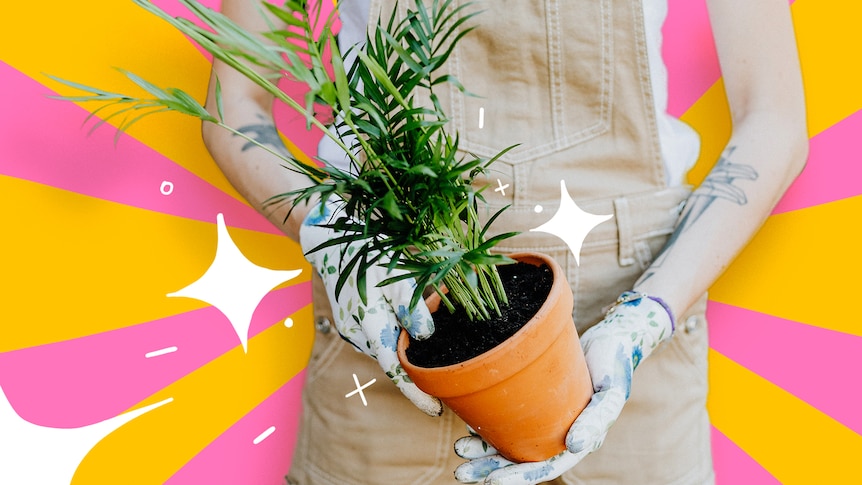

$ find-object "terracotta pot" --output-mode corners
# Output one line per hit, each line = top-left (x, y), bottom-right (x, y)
(396, 252), (593, 463)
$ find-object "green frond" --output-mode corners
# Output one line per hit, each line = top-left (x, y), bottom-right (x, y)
(51, 0), (519, 322)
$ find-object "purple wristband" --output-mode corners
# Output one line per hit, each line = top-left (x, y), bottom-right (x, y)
(645, 295), (675, 333)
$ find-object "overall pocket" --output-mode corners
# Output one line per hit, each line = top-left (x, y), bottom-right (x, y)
(438, 0), (613, 164)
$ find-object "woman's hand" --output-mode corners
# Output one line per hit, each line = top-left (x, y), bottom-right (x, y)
(300, 199), (443, 416)
(453, 292), (674, 484)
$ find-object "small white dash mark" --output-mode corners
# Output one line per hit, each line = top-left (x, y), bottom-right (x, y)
(145, 346), (178, 358)
(253, 426), (276, 445)
(478, 107), (485, 129)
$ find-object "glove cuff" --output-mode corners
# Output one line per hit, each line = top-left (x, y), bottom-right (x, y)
(610, 291), (675, 333)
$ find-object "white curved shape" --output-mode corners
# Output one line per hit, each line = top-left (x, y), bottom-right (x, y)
(0, 385), (171, 485)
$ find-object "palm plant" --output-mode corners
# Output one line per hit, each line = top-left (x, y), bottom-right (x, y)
(51, 0), (518, 322)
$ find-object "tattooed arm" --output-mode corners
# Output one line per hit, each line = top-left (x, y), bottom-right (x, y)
(201, 0), (314, 241)
(633, 0), (809, 317)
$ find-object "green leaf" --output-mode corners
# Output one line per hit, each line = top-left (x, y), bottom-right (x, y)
(59, 0), (523, 322)
(355, 50), (408, 108)
(379, 191), (403, 221)
(329, 35), (352, 116)
(263, 1), (305, 28)
(214, 76), (224, 121)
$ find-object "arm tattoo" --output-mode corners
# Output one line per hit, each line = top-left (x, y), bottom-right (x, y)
(234, 114), (287, 154)
(685, 146), (758, 221)
(636, 146), (758, 285)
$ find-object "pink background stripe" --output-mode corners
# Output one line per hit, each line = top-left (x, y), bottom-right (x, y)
(164, 370), (307, 485)
(0, 61), (281, 236)
(707, 301), (862, 434)
(151, 0), (223, 62)
(663, 0), (721, 117)
(711, 427), (781, 485)
(149, 0), (337, 160)
(0, 281), (310, 428)
(663, 1), (796, 117)
(772, 108), (862, 214)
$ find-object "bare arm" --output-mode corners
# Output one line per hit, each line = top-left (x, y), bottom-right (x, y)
(634, 0), (809, 317)
(201, 0), (315, 241)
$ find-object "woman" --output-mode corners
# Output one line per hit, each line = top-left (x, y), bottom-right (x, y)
(202, 0), (807, 483)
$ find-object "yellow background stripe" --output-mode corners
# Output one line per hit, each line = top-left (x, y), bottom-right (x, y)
(0, 0), (318, 202)
(708, 350), (862, 483)
(707, 194), (861, 336)
(684, 0), (862, 186)
(793, 0), (862, 138)
(0, 0), (241, 199)
(0, 175), (308, 351)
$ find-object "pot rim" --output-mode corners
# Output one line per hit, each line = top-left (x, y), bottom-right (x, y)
(396, 251), (574, 395)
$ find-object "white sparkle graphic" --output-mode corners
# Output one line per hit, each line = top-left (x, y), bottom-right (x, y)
(0, 385), (171, 485)
(530, 180), (613, 265)
(345, 373), (376, 407)
(168, 213), (302, 352)
(253, 425), (276, 445)
(284, 318), (294, 328)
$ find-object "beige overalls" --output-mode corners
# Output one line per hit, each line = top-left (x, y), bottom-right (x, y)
(288, 0), (714, 483)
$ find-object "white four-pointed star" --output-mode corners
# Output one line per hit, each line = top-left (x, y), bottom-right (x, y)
(531, 180), (613, 265)
(0, 385), (171, 485)
(168, 213), (302, 352)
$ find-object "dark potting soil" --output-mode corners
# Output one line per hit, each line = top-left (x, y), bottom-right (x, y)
(405, 262), (553, 368)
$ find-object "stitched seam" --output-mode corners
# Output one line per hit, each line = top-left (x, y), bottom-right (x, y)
(634, 240), (654, 271)
(614, 197), (635, 265)
(631, 0), (666, 188)
(306, 461), (365, 485)
(571, 251), (581, 325)
(547, 0), (563, 141)
(307, 334), (343, 383)
(600, 0), (613, 145)
(410, 410), (455, 484)
(514, 163), (528, 205)
(579, 229), (675, 250)
(450, 0), (464, 147)
(456, 0), (613, 163)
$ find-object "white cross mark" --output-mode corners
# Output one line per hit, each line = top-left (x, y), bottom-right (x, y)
(345, 373), (376, 406)
(494, 179), (510, 196)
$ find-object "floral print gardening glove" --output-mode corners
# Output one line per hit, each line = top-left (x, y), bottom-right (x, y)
(453, 291), (675, 484)
(299, 199), (443, 416)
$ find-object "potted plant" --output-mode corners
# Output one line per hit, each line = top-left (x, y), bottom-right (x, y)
(54, 0), (592, 462)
